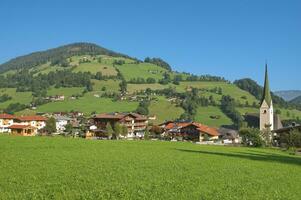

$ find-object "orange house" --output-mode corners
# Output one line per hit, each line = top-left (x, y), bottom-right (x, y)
(8, 125), (36, 136)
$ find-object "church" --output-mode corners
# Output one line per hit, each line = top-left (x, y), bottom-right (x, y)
(244, 65), (283, 130)
(259, 65), (282, 131)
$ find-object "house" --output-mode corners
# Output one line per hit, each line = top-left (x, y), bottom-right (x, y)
(17, 116), (47, 130)
(218, 127), (241, 144)
(272, 123), (301, 147)
(91, 112), (148, 138)
(0, 113), (16, 133)
(160, 121), (220, 142)
(54, 115), (72, 133)
(8, 124), (36, 136)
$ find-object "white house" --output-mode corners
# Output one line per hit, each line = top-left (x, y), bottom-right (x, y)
(54, 116), (72, 133)
(0, 113), (16, 133)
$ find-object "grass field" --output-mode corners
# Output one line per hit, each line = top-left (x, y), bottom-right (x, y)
(116, 63), (168, 81)
(127, 83), (172, 94)
(195, 106), (233, 127)
(0, 88), (32, 109)
(148, 96), (184, 124)
(0, 136), (300, 200)
(36, 93), (138, 114)
(177, 81), (259, 104)
(47, 87), (84, 97)
(91, 79), (120, 92)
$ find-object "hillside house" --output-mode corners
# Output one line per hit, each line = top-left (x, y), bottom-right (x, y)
(90, 112), (148, 138)
(160, 121), (220, 142)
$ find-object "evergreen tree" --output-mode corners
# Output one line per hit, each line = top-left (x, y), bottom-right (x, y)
(106, 123), (113, 139)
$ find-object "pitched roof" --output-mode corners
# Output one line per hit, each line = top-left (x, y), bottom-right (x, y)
(0, 113), (16, 119)
(18, 116), (47, 121)
(163, 121), (220, 136)
(196, 124), (220, 136)
(93, 112), (147, 120)
(8, 124), (33, 129)
(261, 64), (272, 107)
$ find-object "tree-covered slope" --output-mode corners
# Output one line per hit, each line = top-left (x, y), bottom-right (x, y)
(0, 42), (133, 72)
(290, 95), (301, 105)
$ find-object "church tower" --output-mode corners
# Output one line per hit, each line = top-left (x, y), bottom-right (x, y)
(260, 64), (274, 131)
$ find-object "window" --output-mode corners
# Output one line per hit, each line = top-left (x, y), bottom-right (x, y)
(263, 110), (267, 114)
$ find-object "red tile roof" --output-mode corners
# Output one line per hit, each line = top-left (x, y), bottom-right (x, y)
(163, 121), (220, 137)
(8, 124), (33, 129)
(18, 116), (47, 121)
(0, 113), (16, 119)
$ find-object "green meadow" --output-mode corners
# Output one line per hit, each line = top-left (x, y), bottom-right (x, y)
(0, 88), (32, 109)
(0, 136), (300, 200)
(36, 93), (138, 114)
(195, 106), (233, 127)
(148, 96), (184, 124)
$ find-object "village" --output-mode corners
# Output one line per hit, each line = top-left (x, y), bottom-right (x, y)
(0, 67), (299, 147)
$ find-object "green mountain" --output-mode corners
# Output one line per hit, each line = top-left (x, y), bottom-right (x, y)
(0, 43), (300, 127)
(0, 42), (133, 72)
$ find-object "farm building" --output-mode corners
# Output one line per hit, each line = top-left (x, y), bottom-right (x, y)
(160, 121), (220, 142)
(90, 112), (148, 138)
(0, 113), (47, 135)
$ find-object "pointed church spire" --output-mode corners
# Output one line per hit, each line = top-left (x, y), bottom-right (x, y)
(261, 64), (272, 107)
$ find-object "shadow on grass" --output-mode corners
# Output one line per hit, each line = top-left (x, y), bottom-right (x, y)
(176, 148), (301, 166)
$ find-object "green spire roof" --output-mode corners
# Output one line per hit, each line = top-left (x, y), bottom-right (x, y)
(261, 64), (272, 107)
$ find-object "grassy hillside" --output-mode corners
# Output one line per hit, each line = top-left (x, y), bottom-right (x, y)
(116, 62), (168, 81)
(0, 88), (32, 109)
(0, 136), (300, 200)
(195, 106), (233, 127)
(148, 96), (184, 124)
(36, 93), (138, 114)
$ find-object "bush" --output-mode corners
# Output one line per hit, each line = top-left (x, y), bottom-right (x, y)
(239, 128), (264, 147)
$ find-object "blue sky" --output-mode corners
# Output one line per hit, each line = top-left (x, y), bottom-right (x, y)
(0, 0), (300, 91)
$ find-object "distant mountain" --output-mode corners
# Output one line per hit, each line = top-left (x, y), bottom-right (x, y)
(274, 90), (301, 101)
(0, 42), (133, 72)
(290, 95), (301, 104)
(233, 78), (287, 106)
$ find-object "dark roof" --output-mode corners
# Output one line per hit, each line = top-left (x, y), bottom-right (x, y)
(93, 112), (147, 120)
(273, 125), (301, 134)
(261, 64), (272, 107)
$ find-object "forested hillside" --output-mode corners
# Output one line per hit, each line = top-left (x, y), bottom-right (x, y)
(0, 43), (300, 128)
(0, 43), (133, 72)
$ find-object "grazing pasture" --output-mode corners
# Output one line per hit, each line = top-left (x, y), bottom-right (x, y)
(0, 136), (300, 200)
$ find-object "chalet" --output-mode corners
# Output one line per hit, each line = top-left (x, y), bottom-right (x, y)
(8, 124), (36, 136)
(160, 121), (220, 142)
(90, 112), (148, 138)
(0, 113), (16, 133)
(17, 116), (47, 130)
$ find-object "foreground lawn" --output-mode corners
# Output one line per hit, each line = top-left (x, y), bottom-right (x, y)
(0, 136), (300, 200)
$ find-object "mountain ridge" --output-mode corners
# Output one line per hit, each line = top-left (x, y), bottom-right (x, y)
(0, 42), (134, 73)
(274, 90), (301, 101)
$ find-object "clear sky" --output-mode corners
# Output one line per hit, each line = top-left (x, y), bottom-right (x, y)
(0, 0), (300, 91)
